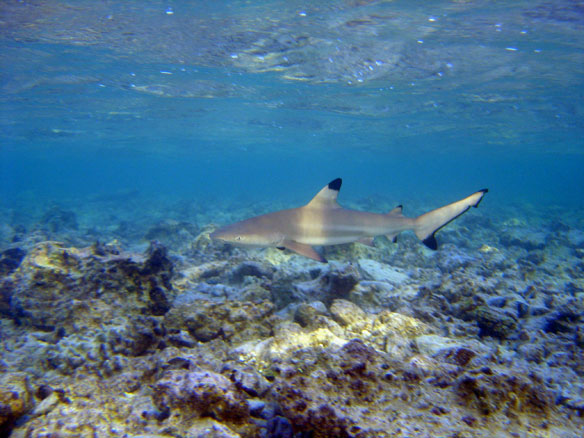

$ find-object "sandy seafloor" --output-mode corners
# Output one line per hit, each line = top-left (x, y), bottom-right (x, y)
(0, 192), (583, 438)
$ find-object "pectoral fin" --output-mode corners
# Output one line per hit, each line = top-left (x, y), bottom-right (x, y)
(283, 240), (327, 263)
(386, 233), (398, 243)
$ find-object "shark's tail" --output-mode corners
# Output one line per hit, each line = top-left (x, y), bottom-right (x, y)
(414, 189), (488, 250)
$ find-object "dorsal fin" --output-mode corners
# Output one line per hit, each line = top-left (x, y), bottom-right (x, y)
(306, 178), (342, 209)
(386, 205), (403, 216)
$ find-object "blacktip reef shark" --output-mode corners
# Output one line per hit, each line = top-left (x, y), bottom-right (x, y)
(211, 178), (488, 263)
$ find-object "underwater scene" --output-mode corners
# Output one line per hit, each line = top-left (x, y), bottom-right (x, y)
(1, 0), (583, 437)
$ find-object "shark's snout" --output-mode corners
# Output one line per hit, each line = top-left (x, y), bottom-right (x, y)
(209, 229), (225, 241)
(210, 225), (244, 245)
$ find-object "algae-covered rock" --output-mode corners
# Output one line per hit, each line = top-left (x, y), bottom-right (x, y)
(1, 241), (176, 380)
(276, 262), (361, 308)
(186, 418), (242, 438)
(228, 261), (274, 283)
(330, 298), (367, 327)
(500, 228), (547, 251)
(269, 335), (563, 438)
(221, 362), (272, 398)
(153, 369), (255, 437)
(456, 370), (553, 416)
(144, 220), (199, 251)
(0, 372), (33, 434)
(294, 301), (327, 327)
(474, 305), (518, 339)
(329, 299), (431, 355)
(154, 370), (246, 417)
(0, 247), (26, 276)
(357, 259), (409, 284)
(164, 298), (276, 344)
(415, 334), (490, 368)
(9, 241), (174, 331)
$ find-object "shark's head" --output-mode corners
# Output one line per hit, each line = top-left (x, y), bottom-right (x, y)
(210, 219), (284, 248)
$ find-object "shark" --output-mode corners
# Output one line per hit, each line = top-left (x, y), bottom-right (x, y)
(210, 178), (487, 262)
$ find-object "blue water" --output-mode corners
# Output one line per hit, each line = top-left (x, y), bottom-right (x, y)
(1, 0), (583, 221)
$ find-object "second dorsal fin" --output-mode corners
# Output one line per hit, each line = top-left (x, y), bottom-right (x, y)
(386, 205), (403, 216)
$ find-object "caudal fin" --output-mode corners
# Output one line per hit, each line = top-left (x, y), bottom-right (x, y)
(414, 189), (488, 250)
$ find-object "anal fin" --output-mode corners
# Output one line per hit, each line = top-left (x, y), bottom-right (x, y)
(283, 240), (327, 263)
(358, 237), (375, 247)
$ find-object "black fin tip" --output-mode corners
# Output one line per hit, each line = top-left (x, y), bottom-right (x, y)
(328, 178), (342, 191)
(473, 189), (489, 208)
(422, 235), (438, 250)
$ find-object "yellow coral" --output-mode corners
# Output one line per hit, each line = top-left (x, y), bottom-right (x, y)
(479, 244), (498, 253)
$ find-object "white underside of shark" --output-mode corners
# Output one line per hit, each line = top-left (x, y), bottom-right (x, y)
(210, 178), (488, 262)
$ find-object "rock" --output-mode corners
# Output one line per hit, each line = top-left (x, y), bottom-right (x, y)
(513, 299), (529, 318)
(0, 372), (33, 434)
(144, 219), (199, 251)
(0, 247), (26, 276)
(416, 335), (489, 368)
(10, 241), (174, 331)
(357, 259), (408, 284)
(436, 249), (478, 273)
(42, 315), (163, 376)
(517, 343), (546, 363)
(247, 398), (266, 417)
(281, 263), (360, 307)
(173, 261), (229, 286)
(474, 306), (518, 339)
(371, 310), (431, 339)
(240, 283), (271, 303)
(455, 370), (553, 416)
(521, 250), (545, 265)
(30, 391), (60, 416)
(266, 416), (293, 438)
(329, 299), (366, 327)
(229, 261), (274, 283)
(2, 241), (177, 379)
(500, 228), (547, 251)
(567, 229), (584, 248)
(294, 301), (327, 327)
(167, 330), (197, 348)
(544, 309), (581, 334)
(185, 418), (242, 438)
(0, 277), (14, 316)
(233, 322), (347, 372)
(221, 362), (272, 397)
(486, 296), (506, 308)
(153, 370), (250, 423)
(164, 299), (275, 344)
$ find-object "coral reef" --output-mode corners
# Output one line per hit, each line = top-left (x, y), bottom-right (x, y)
(0, 202), (583, 437)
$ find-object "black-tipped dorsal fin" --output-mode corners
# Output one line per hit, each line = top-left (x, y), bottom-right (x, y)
(306, 178), (342, 209)
(387, 205), (403, 216)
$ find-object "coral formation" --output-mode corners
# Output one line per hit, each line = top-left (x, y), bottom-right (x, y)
(0, 202), (583, 437)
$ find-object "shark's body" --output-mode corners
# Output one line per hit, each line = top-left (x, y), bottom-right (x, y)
(211, 178), (487, 262)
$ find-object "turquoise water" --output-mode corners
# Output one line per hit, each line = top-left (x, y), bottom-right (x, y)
(1, 0), (583, 215)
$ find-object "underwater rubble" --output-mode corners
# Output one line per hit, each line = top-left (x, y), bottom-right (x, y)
(0, 202), (583, 438)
